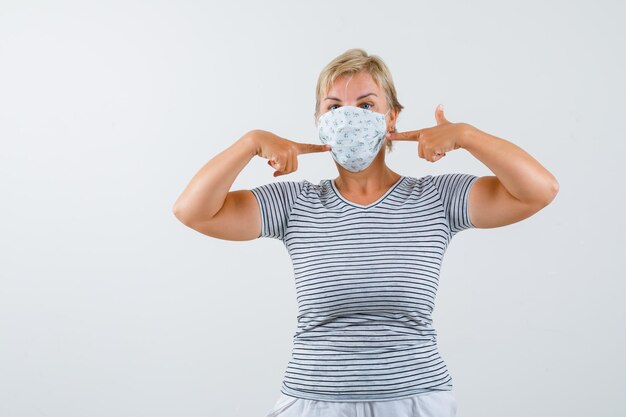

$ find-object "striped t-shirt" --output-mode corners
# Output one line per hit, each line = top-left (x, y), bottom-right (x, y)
(250, 173), (479, 402)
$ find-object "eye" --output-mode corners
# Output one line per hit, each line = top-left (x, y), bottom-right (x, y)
(328, 104), (340, 110)
(360, 102), (373, 110)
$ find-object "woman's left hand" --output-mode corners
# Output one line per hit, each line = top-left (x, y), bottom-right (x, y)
(385, 104), (472, 163)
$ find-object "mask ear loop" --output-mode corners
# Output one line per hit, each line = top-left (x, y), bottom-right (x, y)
(315, 106), (335, 129)
(384, 108), (395, 133)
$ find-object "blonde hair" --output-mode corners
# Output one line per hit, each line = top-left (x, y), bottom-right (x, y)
(314, 48), (404, 152)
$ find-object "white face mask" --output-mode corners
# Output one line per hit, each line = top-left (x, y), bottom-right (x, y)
(317, 105), (390, 173)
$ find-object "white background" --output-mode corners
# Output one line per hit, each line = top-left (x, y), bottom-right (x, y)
(1, 1), (624, 416)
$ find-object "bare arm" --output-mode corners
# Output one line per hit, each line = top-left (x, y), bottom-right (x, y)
(172, 132), (261, 241)
(172, 129), (331, 241)
(386, 105), (559, 229)
(460, 124), (560, 229)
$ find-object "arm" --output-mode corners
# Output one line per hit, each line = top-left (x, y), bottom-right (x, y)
(172, 132), (262, 241)
(460, 124), (560, 229)
(172, 129), (330, 241)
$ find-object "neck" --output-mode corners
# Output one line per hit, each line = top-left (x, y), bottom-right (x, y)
(334, 162), (401, 193)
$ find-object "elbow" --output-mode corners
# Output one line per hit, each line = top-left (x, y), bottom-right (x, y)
(540, 179), (560, 206)
(173, 206), (183, 223)
(526, 178), (559, 208)
(172, 193), (191, 221)
(172, 202), (190, 224)
(551, 178), (560, 197)
(173, 202), (208, 227)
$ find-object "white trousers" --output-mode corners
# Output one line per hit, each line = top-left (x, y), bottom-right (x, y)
(265, 390), (458, 417)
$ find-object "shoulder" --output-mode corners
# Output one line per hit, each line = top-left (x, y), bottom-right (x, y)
(428, 173), (479, 195)
(400, 174), (435, 192)
(253, 178), (328, 200)
(399, 174), (476, 200)
(409, 173), (479, 191)
(301, 178), (332, 194)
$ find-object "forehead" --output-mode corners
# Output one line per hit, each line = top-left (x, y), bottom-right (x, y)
(325, 71), (382, 98)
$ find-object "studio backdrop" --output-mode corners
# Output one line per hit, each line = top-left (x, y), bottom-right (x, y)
(1, 1), (624, 417)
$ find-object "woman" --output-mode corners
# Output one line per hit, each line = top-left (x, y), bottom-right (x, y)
(173, 48), (559, 417)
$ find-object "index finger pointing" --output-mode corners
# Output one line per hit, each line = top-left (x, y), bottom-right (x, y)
(386, 130), (422, 141)
(297, 142), (332, 154)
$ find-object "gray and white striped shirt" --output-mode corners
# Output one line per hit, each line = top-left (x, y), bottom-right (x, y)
(251, 173), (479, 402)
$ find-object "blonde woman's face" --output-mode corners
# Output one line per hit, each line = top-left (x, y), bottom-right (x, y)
(319, 71), (396, 132)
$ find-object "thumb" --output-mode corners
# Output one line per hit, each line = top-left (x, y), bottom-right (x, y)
(435, 103), (449, 125)
(298, 142), (332, 154)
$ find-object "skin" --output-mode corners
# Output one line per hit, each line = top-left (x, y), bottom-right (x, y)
(386, 103), (560, 228)
(318, 70), (560, 228)
(315, 71), (403, 205)
(173, 70), (560, 240)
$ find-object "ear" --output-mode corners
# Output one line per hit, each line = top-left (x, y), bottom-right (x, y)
(387, 107), (399, 132)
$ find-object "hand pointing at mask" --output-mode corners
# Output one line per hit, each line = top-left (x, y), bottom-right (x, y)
(385, 104), (470, 163)
(250, 129), (332, 177)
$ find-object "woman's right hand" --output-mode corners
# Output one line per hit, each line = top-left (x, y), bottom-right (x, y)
(248, 129), (332, 177)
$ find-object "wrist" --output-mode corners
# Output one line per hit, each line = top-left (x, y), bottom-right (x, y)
(459, 123), (478, 150)
(239, 130), (260, 158)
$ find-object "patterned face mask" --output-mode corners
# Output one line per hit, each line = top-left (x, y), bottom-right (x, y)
(317, 106), (390, 173)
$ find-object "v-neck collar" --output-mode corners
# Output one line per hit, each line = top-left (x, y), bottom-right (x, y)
(330, 176), (406, 209)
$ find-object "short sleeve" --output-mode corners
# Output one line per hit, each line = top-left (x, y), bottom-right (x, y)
(430, 173), (479, 238)
(250, 180), (307, 240)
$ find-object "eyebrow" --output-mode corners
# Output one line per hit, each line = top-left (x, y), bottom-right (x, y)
(324, 93), (378, 101)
